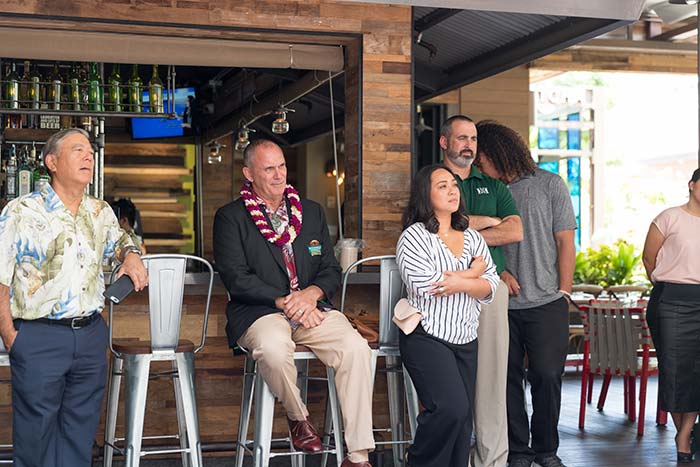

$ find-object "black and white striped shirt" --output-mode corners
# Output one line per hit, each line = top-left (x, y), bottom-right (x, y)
(396, 222), (500, 344)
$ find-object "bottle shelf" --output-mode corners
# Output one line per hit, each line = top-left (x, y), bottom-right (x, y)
(0, 107), (176, 119)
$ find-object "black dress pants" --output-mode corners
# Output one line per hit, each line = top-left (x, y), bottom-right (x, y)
(506, 297), (569, 461)
(10, 316), (109, 467)
(399, 324), (477, 467)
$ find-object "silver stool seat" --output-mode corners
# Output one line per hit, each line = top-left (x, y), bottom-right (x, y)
(235, 344), (344, 467)
(103, 254), (214, 467)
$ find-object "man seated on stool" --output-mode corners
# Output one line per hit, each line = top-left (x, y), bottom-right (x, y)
(214, 139), (375, 467)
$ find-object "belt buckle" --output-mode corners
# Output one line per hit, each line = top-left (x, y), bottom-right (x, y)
(71, 317), (83, 330)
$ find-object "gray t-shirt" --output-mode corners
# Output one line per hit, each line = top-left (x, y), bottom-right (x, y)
(502, 168), (577, 309)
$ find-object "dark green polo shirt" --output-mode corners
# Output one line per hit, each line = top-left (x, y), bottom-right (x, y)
(455, 166), (520, 274)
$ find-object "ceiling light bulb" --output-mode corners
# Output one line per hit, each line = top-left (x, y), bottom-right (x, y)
(272, 111), (289, 134)
(207, 141), (225, 164)
(235, 128), (251, 152)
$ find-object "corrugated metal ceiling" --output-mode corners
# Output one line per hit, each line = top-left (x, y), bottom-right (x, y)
(414, 7), (566, 72)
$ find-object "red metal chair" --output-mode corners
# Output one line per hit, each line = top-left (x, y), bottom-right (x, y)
(578, 299), (667, 436)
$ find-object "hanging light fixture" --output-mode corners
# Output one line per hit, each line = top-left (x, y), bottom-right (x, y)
(235, 126), (255, 152)
(207, 141), (225, 164)
(271, 104), (295, 134)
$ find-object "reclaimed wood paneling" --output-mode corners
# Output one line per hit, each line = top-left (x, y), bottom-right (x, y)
(104, 141), (194, 254)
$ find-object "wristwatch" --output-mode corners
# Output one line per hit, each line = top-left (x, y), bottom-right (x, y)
(122, 246), (142, 258)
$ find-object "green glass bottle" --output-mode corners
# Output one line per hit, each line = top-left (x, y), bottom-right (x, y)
(88, 62), (103, 112)
(47, 63), (63, 110)
(148, 64), (163, 113)
(4, 62), (19, 110)
(19, 61), (31, 127)
(4, 62), (21, 128)
(107, 64), (122, 112)
(27, 63), (41, 129)
(68, 63), (81, 111)
(32, 142), (51, 191)
(128, 64), (142, 113)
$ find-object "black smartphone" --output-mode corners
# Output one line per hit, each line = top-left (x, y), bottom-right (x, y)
(105, 275), (135, 304)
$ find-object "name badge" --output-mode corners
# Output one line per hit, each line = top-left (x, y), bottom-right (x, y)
(308, 239), (322, 256)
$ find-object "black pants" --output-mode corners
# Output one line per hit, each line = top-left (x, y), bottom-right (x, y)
(506, 297), (569, 461)
(399, 325), (477, 467)
(10, 315), (109, 467)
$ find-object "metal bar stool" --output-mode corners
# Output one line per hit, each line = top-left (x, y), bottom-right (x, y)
(330, 255), (419, 467)
(102, 254), (214, 467)
(234, 344), (344, 467)
(0, 338), (11, 464)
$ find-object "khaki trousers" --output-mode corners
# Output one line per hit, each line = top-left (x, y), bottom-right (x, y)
(238, 310), (376, 453)
(472, 280), (510, 467)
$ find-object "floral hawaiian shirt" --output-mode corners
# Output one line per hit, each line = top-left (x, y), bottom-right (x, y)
(0, 184), (135, 320)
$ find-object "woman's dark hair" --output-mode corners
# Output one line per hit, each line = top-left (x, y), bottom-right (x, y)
(111, 198), (137, 227)
(476, 120), (536, 180)
(691, 168), (700, 183)
(402, 164), (469, 233)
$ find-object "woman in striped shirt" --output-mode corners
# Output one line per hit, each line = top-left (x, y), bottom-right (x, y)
(397, 164), (499, 467)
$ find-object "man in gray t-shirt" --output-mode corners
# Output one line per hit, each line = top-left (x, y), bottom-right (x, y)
(475, 121), (576, 467)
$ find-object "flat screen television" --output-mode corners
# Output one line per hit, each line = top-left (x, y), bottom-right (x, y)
(131, 87), (194, 139)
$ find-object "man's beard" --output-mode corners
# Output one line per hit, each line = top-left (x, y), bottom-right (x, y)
(446, 148), (475, 168)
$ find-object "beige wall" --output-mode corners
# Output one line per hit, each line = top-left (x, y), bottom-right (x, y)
(458, 65), (531, 141)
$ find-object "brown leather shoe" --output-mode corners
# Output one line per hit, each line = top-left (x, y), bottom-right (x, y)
(340, 458), (372, 467)
(287, 417), (323, 454)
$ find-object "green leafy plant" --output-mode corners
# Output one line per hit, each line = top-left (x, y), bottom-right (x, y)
(574, 240), (643, 287)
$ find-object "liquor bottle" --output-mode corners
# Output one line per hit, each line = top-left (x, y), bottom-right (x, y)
(148, 64), (163, 113)
(6, 145), (18, 200)
(27, 63), (41, 128)
(128, 64), (143, 112)
(4, 62), (19, 109)
(17, 146), (33, 196)
(47, 62), (63, 110)
(68, 63), (81, 110)
(4, 62), (21, 128)
(88, 62), (103, 111)
(32, 142), (51, 191)
(19, 61), (31, 127)
(79, 63), (92, 128)
(107, 64), (122, 112)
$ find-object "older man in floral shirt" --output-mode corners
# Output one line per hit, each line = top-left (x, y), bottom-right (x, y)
(0, 128), (148, 467)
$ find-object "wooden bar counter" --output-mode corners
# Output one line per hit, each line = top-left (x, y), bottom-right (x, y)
(0, 276), (390, 456)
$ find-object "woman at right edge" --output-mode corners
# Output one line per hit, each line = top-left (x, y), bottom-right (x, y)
(643, 168), (700, 464)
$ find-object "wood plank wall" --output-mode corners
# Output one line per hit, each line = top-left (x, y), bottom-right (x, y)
(0, 0), (413, 259)
(105, 141), (195, 254)
(458, 65), (531, 143)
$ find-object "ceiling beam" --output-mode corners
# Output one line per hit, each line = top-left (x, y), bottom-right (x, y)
(342, 0), (646, 21)
(652, 21), (698, 42)
(414, 8), (461, 32)
(416, 17), (629, 102)
(414, 62), (445, 93)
